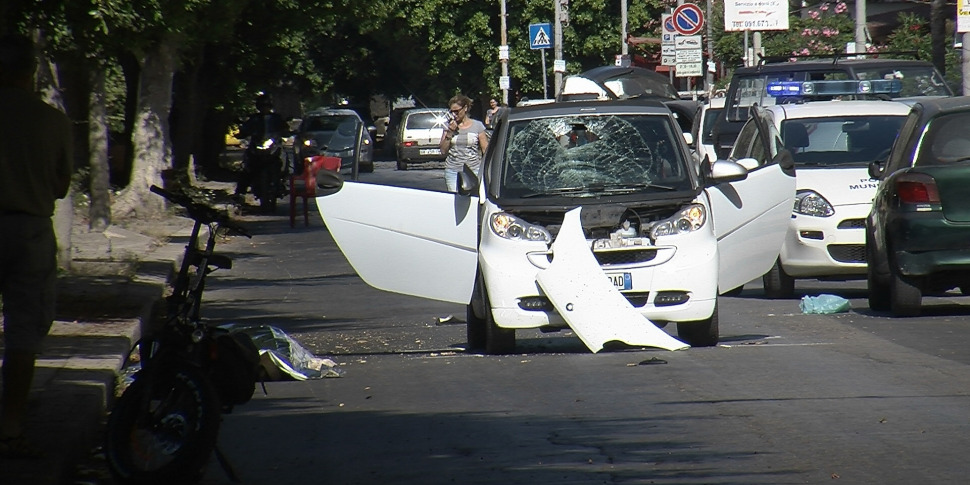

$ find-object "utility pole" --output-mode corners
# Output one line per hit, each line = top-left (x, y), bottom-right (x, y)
(554, 0), (564, 97)
(621, 0), (628, 56)
(854, 0), (866, 54)
(500, 0), (508, 106)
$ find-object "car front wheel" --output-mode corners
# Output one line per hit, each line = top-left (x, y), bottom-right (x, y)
(676, 300), (719, 347)
(763, 258), (795, 299)
(396, 160), (408, 171)
(890, 272), (922, 317)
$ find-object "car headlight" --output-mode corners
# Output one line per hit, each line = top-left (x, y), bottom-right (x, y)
(794, 190), (834, 217)
(302, 139), (317, 148)
(490, 213), (551, 242)
(649, 204), (706, 238)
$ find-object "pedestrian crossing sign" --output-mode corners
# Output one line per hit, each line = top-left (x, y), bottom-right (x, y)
(529, 23), (552, 50)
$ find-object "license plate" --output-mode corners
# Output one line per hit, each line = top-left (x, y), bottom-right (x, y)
(607, 273), (632, 290)
(419, 148), (440, 155)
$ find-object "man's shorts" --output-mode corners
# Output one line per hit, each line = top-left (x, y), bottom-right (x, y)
(0, 214), (57, 353)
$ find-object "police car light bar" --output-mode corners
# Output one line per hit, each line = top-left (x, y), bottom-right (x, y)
(766, 79), (903, 97)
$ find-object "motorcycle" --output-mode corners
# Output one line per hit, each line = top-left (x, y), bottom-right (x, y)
(246, 135), (286, 212)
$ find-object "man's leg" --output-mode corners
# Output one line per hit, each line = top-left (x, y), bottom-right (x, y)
(0, 350), (35, 439)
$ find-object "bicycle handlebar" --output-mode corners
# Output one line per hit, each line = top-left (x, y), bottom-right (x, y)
(150, 185), (251, 238)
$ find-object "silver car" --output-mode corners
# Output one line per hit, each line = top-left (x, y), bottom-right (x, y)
(295, 108), (374, 173)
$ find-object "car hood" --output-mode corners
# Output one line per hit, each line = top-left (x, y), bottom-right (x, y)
(796, 166), (878, 206)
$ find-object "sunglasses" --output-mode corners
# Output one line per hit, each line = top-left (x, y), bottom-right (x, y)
(450, 106), (465, 115)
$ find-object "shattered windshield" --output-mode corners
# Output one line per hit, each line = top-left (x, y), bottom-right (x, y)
(499, 114), (693, 198)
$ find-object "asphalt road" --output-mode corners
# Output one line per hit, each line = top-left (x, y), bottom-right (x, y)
(85, 160), (970, 484)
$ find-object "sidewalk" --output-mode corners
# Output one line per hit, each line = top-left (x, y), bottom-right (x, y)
(0, 183), (232, 484)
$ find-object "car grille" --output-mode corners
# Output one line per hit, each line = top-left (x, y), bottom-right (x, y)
(593, 248), (658, 266)
(828, 244), (866, 263)
(837, 218), (866, 229)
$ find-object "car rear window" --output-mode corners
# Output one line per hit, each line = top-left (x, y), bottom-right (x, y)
(406, 112), (447, 129)
(303, 115), (356, 132)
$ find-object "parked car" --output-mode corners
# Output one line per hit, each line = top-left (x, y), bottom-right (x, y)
(395, 108), (449, 170)
(866, 96), (970, 316)
(314, 94), (795, 353)
(728, 80), (911, 298)
(294, 108), (375, 173)
(712, 56), (952, 160)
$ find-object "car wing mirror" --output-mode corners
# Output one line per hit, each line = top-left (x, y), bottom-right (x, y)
(682, 131), (694, 147)
(315, 168), (344, 196)
(457, 164), (479, 196)
(709, 159), (749, 184)
(868, 160), (884, 179)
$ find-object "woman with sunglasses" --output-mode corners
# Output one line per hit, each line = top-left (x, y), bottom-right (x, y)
(439, 94), (488, 192)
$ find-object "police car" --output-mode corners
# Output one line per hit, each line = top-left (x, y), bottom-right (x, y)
(730, 80), (912, 298)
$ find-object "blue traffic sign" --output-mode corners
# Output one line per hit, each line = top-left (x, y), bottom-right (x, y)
(529, 23), (552, 50)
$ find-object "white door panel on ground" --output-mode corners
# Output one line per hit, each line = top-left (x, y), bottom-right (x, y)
(536, 208), (690, 352)
(709, 163), (795, 291)
(316, 182), (479, 304)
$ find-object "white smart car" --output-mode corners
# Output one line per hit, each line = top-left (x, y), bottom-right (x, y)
(315, 97), (795, 353)
(730, 81), (911, 298)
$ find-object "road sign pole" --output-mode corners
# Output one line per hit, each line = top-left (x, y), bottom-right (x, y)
(541, 50), (548, 99)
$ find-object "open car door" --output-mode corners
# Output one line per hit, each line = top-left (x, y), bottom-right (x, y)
(315, 182), (479, 304)
(707, 107), (796, 292)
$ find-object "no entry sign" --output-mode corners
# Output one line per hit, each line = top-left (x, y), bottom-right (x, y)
(672, 3), (704, 36)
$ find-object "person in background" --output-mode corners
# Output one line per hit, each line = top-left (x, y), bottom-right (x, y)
(483, 97), (506, 138)
(234, 93), (286, 198)
(439, 94), (488, 192)
(0, 34), (73, 459)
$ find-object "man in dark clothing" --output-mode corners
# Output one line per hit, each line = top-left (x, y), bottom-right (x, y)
(234, 93), (287, 197)
(0, 34), (73, 459)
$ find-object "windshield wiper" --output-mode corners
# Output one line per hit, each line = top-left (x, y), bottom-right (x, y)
(521, 182), (675, 198)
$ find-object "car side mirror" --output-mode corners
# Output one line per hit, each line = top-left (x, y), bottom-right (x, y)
(457, 164), (479, 196)
(708, 159), (749, 184)
(682, 132), (694, 147)
(868, 160), (885, 179)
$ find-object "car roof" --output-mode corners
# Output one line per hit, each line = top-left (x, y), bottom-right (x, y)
(736, 57), (938, 74)
(305, 108), (361, 118)
(910, 95), (970, 116)
(403, 107), (448, 115)
(509, 99), (674, 119)
(765, 100), (912, 120)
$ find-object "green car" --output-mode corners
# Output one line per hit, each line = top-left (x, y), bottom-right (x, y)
(866, 96), (970, 316)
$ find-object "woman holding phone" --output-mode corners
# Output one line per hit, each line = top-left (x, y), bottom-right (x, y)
(439, 94), (488, 192)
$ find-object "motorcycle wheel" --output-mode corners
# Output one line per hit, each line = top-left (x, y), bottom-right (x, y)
(104, 363), (222, 485)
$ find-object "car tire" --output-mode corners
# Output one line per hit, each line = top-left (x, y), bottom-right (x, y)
(676, 299), (719, 347)
(466, 272), (487, 351)
(890, 272), (922, 317)
(396, 160), (408, 171)
(477, 277), (514, 354)
(360, 161), (374, 173)
(866, 239), (891, 311)
(763, 258), (795, 299)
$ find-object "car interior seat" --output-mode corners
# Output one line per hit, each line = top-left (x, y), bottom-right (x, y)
(782, 122), (810, 153)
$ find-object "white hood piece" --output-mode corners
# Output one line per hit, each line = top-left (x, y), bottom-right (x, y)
(536, 208), (689, 353)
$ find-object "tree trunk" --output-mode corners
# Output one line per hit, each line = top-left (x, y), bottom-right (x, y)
(33, 30), (74, 271)
(112, 35), (179, 218)
(88, 69), (111, 231)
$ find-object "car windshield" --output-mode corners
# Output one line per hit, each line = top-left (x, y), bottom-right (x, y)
(917, 111), (970, 165)
(302, 115), (358, 132)
(781, 115), (905, 166)
(853, 67), (951, 97)
(499, 114), (692, 198)
(406, 112), (448, 129)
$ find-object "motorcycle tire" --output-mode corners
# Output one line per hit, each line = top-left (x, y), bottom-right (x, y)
(104, 363), (222, 485)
